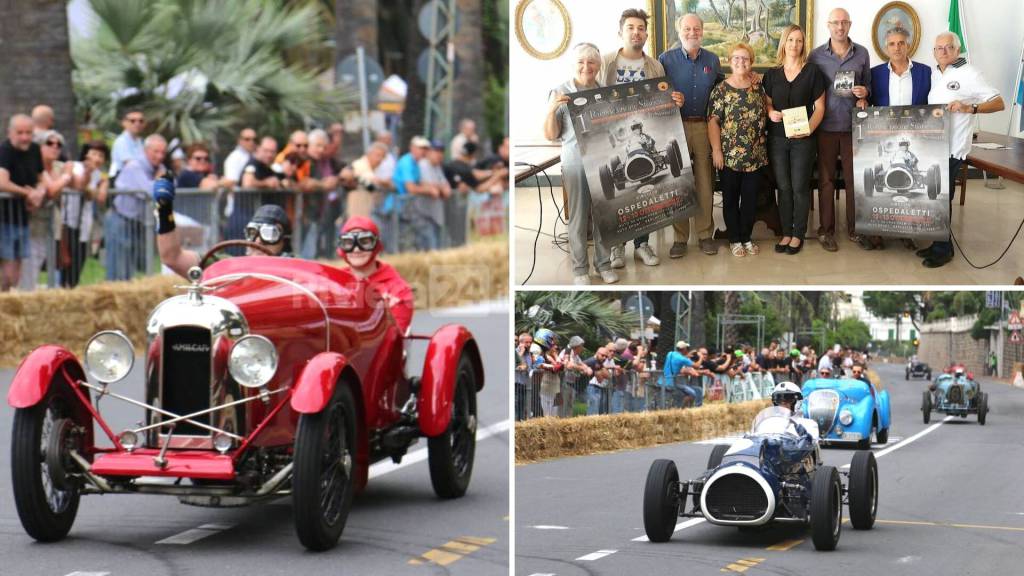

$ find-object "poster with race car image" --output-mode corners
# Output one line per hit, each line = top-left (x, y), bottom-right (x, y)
(853, 105), (950, 240)
(567, 77), (697, 247)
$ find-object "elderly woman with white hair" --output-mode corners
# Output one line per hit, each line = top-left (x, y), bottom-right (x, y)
(543, 42), (617, 285)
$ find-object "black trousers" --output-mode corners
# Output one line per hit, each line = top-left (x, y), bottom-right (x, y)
(720, 166), (764, 243)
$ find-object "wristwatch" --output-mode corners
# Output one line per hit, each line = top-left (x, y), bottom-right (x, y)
(972, 103), (979, 114)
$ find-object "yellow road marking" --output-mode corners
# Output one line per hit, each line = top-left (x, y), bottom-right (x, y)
(721, 557), (765, 573)
(766, 538), (804, 551)
(409, 536), (498, 566)
(876, 519), (1024, 532)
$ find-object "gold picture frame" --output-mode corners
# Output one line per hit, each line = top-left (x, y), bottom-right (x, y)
(514, 0), (572, 61)
(655, 0), (813, 73)
(872, 1), (922, 61)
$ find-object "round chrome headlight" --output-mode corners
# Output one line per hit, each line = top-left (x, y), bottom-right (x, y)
(228, 335), (278, 388)
(85, 331), (135, 383)
(839, 409), (853, 426)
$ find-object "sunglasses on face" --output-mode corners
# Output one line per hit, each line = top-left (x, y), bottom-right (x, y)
(244, 222), (284, 244)
(338, 231), (379, 253)
(45, 140), (63, 148)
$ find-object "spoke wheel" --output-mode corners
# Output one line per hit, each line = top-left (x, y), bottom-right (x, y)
(293, 383), (358, 551)
(428, 354), (478, 499)
(12, 391), (81, 542)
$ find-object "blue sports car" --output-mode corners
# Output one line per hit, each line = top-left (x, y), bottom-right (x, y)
(924, 371), (988, 425)
(801, 377), (891, 449)
(643, 406), (879, 551)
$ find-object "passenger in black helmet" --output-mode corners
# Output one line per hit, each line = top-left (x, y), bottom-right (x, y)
(153, 176), (291, 278)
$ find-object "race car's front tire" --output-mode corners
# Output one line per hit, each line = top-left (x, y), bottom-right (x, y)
(599, 164), (615, 200)
(978, 392), (988, 425)
(643, 459), (680, 543)
(905, 369), (909, 380)
(706, 444), (729, 471)
(293, 382), (358, 551)
(922, 391), (932, 424)
(668, 139), (682, 178)
(864, 168), (875, 198)
(927, 165), (941, 199)
(848, 451), (878, 530)
(428, 354), (478, 498)
(810, 465), (842, 551)
(11, 389), (81, 543)
(875, 426), (889, 445)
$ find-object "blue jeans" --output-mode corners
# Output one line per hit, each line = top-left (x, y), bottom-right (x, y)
(586, 384), (604, 415)
(679, 384), (702, 407)
(413, 219), (441, 251)
(104, 211), (145, 281)
(928, 157), (963, 259)
(0, 221), (29, 260)
(610, 389), (625, 414)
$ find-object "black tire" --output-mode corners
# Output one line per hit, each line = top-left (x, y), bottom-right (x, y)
(810, 465), (842, 551)
(926, 371), (932, 380)
(11, 390), (81, 542)
(707, 444), (729, 471)
(292, 382), (358, 551)
(856, 437), (870, 450)
(428, 356), (478, 499)
(927, 165), (941, 199)
(875, 426), (889, 445)
(873, 163), (884, 193)
(922, 391), (932, 424)
(978, 392), (988, 425)
(600, 164), (615, 200)
(643, 459), (680, 543)
(864, 167), (875, 198)
(848, 451), (878, 530)
(905, 369), (909, 380)
(668, 139), (682, 178)
(611, 156), (622, 174)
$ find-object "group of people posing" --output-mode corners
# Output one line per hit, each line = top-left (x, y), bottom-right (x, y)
(545, 7), (1005, 285)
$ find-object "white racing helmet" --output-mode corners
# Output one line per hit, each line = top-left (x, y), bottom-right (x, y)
(771, 381), (803, 408)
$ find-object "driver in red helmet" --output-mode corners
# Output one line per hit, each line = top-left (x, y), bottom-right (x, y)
(337, 216), (414, 333)
(154, 176), (290, 278)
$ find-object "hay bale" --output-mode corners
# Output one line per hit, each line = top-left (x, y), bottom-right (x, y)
(514, 400), (771, 464)
(0, 240), (508, 368)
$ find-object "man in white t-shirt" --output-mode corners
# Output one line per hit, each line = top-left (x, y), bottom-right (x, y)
(923, 31), (1004, 268)
(223, 127), (257, 186)
(601, 8), (683, 271)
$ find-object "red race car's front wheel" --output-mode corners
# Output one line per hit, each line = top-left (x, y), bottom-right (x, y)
(428, 354), (478, 499)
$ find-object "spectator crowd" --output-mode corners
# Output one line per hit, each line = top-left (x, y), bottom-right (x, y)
(0, 105), (509, 292)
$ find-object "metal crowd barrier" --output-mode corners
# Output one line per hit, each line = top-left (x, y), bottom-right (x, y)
(514, 369), (783, 421)
(0, 185), (507, 290)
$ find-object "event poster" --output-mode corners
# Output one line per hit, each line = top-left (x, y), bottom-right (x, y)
(567, 77), (697, 247)
(853, 105), (950, 240)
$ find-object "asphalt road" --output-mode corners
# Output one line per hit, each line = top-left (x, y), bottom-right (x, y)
(0, 300), (509, 576)
(516, 362), (1024, 576)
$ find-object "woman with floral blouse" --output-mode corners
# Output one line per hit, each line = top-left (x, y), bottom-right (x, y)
(708, 43), (769, 257)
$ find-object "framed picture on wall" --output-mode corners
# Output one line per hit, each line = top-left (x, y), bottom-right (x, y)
(653, 0), (813, 72)
(514, 0), (572, 60)
(872, 1), (921, 61)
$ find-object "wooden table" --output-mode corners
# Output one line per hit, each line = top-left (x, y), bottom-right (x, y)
(966, 131), (1024, 284)
(514, 144), (562, 184)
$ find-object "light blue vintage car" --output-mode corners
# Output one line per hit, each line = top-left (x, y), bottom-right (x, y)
(800, 378), (891, 449)
(923, 372), (988, 425)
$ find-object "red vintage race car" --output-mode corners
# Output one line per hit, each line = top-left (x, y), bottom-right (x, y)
(7, 252), (484, 551)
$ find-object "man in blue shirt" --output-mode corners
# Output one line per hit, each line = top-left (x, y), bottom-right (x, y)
(106, 133), (166, 281)
(110, 108), (146, 178)
(658, 13), (723, 260)
(380, 136), (441, 252)
(661, 339), (702, 407)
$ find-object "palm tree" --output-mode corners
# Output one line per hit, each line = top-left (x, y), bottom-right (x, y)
(452, 0), (485, 140)
(0, 0), (77, 152)
(73, 0), (352, 149)
(515, 292), (633, 356)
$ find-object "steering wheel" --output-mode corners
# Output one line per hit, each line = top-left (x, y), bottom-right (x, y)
(199, 240), (275, 269)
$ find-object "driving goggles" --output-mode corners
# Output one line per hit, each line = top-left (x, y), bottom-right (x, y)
(338, 230), (379, 253)
(244, 222), (285, 244)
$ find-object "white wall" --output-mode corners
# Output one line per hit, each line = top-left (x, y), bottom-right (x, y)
(511, 0), (1024, 146)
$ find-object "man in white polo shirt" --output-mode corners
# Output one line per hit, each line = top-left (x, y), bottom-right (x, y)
(924, 31), (1004, 268)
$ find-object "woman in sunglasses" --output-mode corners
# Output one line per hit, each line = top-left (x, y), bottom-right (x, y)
(154, 176), (291, 278)
(336, 216), (414, 333)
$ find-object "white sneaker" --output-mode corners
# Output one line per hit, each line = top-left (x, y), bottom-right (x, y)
(599, 269), (619, 284)
(610, 245), (625, 269)
(573, 274), (591, 285)
(634, 242), (660, 266)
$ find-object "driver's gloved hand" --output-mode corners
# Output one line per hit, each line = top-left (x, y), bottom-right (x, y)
(153, 176), (176, 234)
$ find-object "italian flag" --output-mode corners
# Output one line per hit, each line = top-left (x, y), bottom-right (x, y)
(948, 0), (968, 58)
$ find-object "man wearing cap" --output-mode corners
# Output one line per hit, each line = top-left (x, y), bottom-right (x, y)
(662, 340), (702, 407)
(411, 139), (452, 251)
(584, 346), (613, 415)
(154, 176), (292, 278)
(380, 136), (443, 252)
(557, 335), (588, 412)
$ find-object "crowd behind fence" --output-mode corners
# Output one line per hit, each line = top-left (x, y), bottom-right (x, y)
(0, 186), (507, 290)
(515, 366), (841, 421)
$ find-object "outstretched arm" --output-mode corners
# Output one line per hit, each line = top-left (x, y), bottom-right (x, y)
(153, 177), (201, 278)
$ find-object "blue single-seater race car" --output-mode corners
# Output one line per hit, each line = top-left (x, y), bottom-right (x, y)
(801, 377), (891, 449)
(643, 406), (879, 551)
(924, 371), (988, 425)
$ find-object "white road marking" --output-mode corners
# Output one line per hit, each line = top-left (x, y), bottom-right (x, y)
(632, 518), (706, 542)
(841, 416), (953, 468)
(527, 573), (557, 576)
(65, 572), (111, 576)
(368, 419), (510, 479)
(576, 549), (617, 561)
(530, 525), (570, 530)
(694, 435), (744, 445)
(156, 523), (235, 545)
(897, 556), (921, 564)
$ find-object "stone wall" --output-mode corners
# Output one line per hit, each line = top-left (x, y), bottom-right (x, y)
(918, 316), (989, 375)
